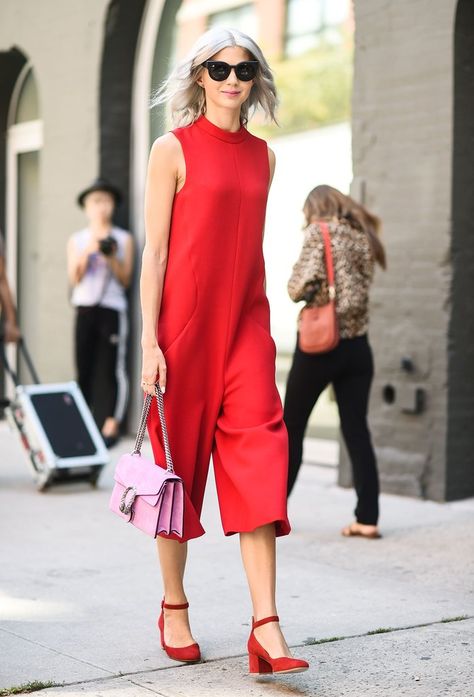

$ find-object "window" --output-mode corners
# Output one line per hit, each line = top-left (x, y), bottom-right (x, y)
(285, 0), (349, 57)
(14, 67), (40, 124)
(6, 64), (42, 384)
(208, 3), (258, 39)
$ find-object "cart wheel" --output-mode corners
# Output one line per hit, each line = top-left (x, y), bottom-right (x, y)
(37, 479), (50, 492)
(89, 470), (101, 487)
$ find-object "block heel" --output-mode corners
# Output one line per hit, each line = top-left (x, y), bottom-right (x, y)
(247, 615), (309, 675)
(249, 652), (272, 674)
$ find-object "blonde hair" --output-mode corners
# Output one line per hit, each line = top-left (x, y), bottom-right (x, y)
(304, 185), (387, 269)
(150, 26), (278, 127)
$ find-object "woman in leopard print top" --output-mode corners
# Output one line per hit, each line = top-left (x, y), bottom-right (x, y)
(287, 219), (375, 338)
(283, 185), (386, 539)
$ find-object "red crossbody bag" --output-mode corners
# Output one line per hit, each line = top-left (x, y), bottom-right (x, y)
(297, 222), (340, 353)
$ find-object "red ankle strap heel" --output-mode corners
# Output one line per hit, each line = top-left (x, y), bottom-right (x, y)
(248, 615), (309, 675)
(158, 598), (201, 663)
(161, 600), (189, 610)
(252, 615), (280, 629)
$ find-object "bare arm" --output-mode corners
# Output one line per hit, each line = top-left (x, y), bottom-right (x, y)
(262, 146), (276, 294)
(0, 255), (20, 342)
(267, 146), (276, 192)
(140, 133), (182, 395)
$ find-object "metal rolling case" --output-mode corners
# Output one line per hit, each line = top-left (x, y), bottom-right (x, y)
(1, 340), (109, 490)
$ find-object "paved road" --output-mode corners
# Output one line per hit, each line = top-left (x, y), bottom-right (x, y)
(1, 423), (473, 696)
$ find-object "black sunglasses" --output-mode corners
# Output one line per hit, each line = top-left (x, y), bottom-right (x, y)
(201, 60), (259, 82)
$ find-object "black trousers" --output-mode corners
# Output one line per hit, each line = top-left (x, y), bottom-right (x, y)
(74, 305), (129, 430)
(283, 333), (379, 525)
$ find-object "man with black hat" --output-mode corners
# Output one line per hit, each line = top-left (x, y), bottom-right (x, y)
(67, 178), (134, 447)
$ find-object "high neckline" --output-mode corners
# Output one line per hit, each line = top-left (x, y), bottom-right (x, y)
(195, 114), (248, 143)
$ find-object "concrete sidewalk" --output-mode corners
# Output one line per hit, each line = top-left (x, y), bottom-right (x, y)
(1, 422), (473, 696)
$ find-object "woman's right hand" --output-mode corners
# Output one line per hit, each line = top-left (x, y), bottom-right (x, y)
(141, 342), (167, 396)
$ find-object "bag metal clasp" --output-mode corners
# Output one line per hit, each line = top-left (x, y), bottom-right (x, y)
(119, 485), (137, 515)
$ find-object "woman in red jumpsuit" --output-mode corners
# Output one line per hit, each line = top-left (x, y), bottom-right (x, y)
(140, 27), (308, 676)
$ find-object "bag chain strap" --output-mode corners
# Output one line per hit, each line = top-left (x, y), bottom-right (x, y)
(132, 385), (174, 472)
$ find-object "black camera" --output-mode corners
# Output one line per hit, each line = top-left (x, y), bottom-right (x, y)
(99, 236), (117, 257)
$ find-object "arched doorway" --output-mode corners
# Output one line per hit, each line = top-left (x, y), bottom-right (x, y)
(131, 0), (181, 247)
(99, 0), (147, 231)
(95, 0), (181, 425)
(5, 62), (43, 385)
(127, 0), (182, 421)
(447, 0), (474, 499)
(0, 47), (27, 400)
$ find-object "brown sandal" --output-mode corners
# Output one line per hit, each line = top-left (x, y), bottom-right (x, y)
(341, 524), (382, 539)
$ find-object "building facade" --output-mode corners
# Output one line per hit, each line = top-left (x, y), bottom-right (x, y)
(340, 0), (474, 501)
(0, 0), (351, 428)
(1, 0), (471, 501)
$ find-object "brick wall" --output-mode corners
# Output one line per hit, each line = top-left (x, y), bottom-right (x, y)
(342, 0), (459, 500)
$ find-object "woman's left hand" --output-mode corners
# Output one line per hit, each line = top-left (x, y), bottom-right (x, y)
(141, 342), (166, 396)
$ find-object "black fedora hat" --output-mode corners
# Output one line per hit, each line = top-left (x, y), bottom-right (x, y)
(77, 177), (123, 208)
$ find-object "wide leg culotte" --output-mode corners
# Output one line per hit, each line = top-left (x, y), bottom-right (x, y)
(147, 114), (291, 542)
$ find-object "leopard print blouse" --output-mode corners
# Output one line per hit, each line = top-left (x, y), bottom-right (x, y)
(287, 220), (374, 339)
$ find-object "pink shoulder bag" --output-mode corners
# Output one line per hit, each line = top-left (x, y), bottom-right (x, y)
(109, 385), (184, 538)
(297, 222), (340, 354)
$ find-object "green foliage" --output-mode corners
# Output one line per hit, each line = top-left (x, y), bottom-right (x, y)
(253, 35), (353, 140)
(302, 616), (472, 653)
(366, 627), (396, 635)
(304, 635), (345, 645)
(440, 615), (469, 623)
(0, 682), (59, 696)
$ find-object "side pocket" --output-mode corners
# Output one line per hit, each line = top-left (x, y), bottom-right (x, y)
(159, 259), (199, 357)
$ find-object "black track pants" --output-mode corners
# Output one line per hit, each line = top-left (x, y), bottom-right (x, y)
(74, 305), (129, 430)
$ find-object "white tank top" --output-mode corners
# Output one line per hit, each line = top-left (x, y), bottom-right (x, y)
(70, 227), (130, 311)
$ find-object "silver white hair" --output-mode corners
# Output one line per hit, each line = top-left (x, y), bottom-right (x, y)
(150, 26), (279, 127)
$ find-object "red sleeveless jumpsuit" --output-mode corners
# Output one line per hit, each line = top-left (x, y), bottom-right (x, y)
(147, 114), (291, 542)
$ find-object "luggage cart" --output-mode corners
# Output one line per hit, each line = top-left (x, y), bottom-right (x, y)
(1, 339), (109, 490)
